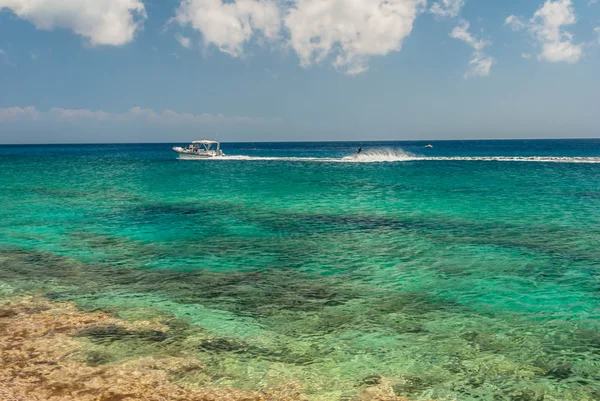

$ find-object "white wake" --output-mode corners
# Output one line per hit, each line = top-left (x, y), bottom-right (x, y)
(339, 148), (417, 163)
(179, 148), (600, 164)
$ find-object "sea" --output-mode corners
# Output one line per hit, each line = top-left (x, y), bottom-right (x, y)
(1, 139), (600, 401)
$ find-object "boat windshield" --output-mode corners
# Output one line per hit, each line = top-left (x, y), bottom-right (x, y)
(185, 141), (220, 152)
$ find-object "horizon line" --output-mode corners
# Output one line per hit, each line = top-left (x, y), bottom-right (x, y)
(1, 137), (600, 146)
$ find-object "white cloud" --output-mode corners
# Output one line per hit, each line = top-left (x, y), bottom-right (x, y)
(50, 107), (111, 120)
(505, 0), (582, 63)
(450, 20), (494, 78)
(589, 0), (598, 5)
(172, 0), (281, 57)
(0, 106), (40, 120)
(450, 20), (490, 51)
(0, 0), (146, 46)
(175, 33), (192, 49)
(285, 0), (426, 75)
(430, 0), (464, 19)
(172, 0), (425, 75)
(505, 15), (526, 32)
(466, 53), (493, 78)
(0, 106), (283, 125)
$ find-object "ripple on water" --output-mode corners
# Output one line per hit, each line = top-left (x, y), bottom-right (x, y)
(2, 146), (600, 401)
(1, 248), (600, 400)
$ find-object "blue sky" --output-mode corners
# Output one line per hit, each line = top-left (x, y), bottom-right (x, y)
(1, 0), (599, 143)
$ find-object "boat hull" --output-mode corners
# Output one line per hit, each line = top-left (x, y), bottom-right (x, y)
(173, 147), (224, 159)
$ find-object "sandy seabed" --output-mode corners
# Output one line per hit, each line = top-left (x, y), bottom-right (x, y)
(0, 296), (425, 401)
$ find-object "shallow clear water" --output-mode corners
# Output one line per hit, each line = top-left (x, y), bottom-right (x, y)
(1, 140), (600, 400)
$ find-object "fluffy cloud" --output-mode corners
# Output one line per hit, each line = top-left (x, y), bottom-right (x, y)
(172, 0), (281, 57)
(505, 0), (582, 63)
(450, 20), (493, 78)
(0, 106), (283, 125)
(0, 0), (146, 46)
(173, 0), (425, 75)
(430, 0), (464, 19)
(284, 0), (426, 75)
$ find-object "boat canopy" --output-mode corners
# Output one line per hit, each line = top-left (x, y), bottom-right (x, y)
(192, 140), (219, 144)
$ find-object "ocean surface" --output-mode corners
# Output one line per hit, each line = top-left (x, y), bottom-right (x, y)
(1, 139), (600, 400)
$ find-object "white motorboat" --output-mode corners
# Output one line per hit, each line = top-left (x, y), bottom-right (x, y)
(173, 140), (224, 159)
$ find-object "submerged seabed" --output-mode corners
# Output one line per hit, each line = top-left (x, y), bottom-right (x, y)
(1, 140), (600, 400)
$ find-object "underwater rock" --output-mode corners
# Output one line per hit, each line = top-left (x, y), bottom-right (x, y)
(0, 308), (17, 318)
(0, 296), (314, 401)
(544, 364), (573, 380)
(392, 376), (428, 396)
(466, 375), (485, 389)
(394, 321), (427, 334)
(44, 291), (72, 300)
(460, 331), (479, 342)
(372, 292), (467, 317)
(75, 324), (168, 343)
(0, 293), (411, 401)
(198, 337), (252, 353)
(357, 376), (427, 401)
(458, 330), (507, 353)
(197, 337), (319, 365)
(360, 374), (383, 386)
(84, 350), (113, 366)
(507, 388), (544, 401)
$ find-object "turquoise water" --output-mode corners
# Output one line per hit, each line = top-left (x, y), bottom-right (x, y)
(1, 140), (600, 400)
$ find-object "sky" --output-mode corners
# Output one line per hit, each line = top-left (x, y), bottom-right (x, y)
(0, 0), (599, 143)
